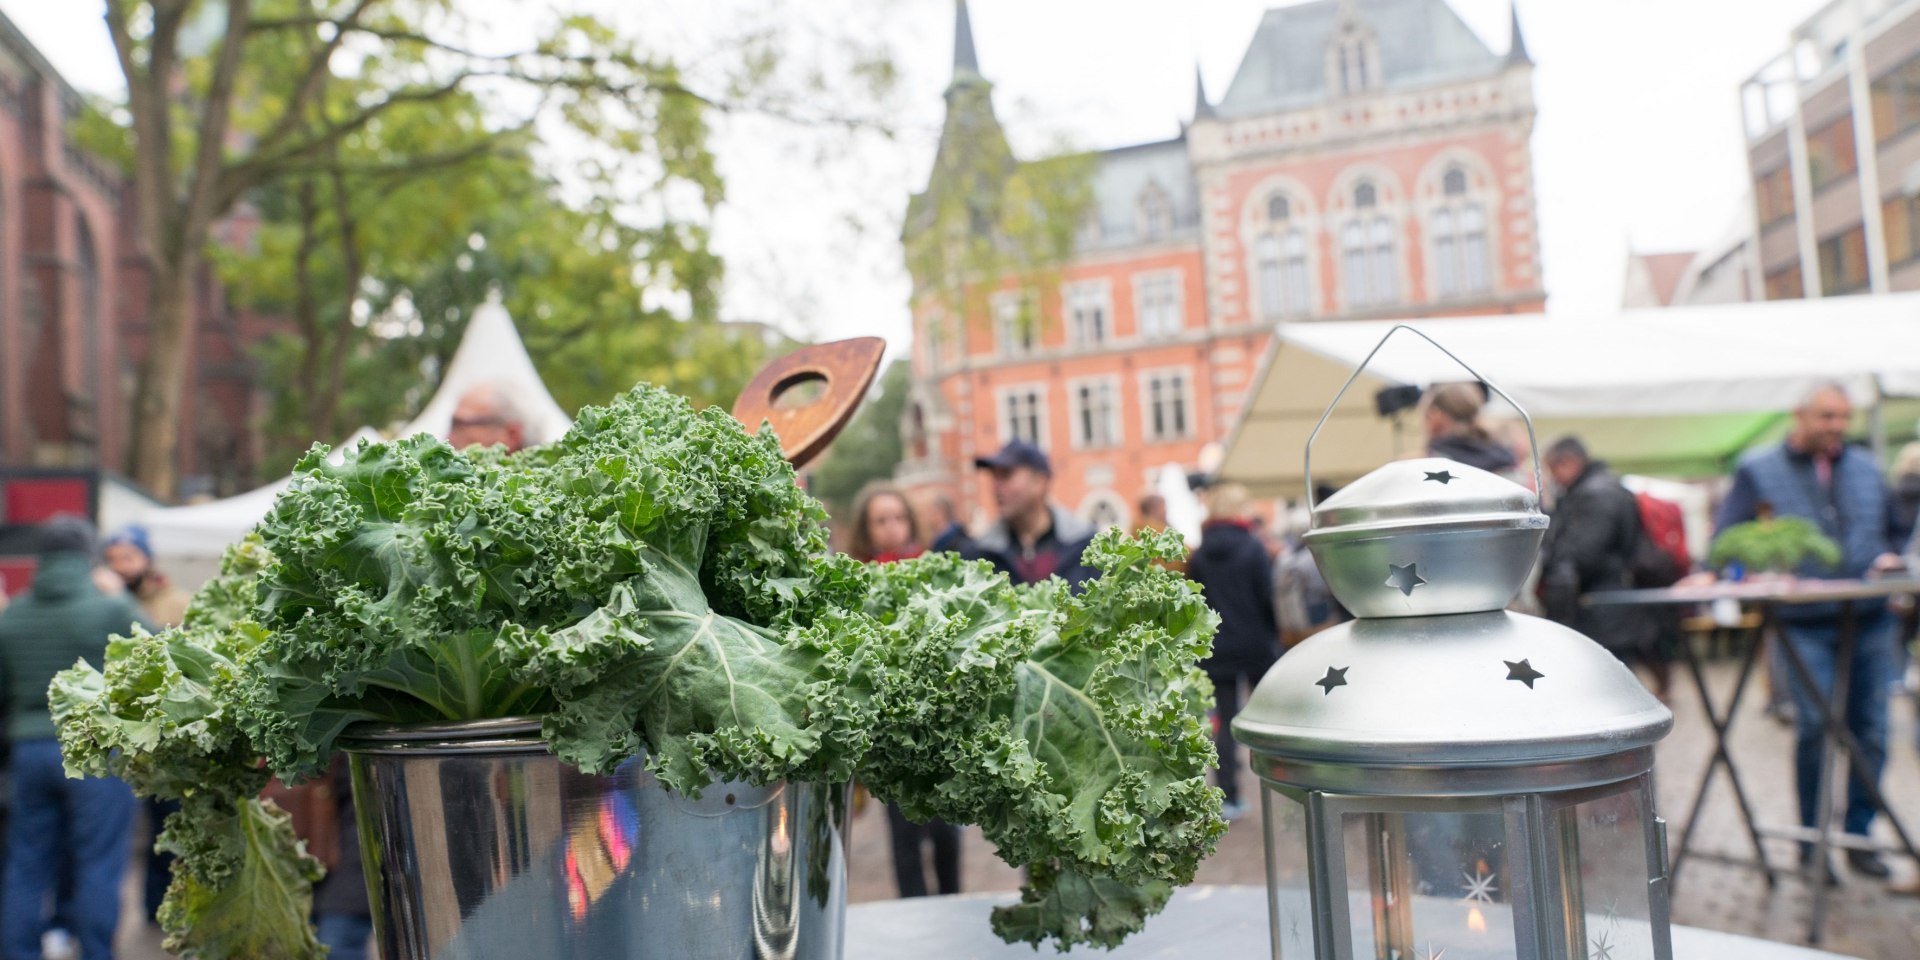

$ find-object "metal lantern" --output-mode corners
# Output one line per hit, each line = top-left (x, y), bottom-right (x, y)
(1233, 327), (1675, 960)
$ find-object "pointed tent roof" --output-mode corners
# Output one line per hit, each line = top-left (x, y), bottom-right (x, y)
(396, 299), (572, 446)
(138, 301), (572, 575)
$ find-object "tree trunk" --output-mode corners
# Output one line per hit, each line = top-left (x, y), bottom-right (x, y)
(127, 265), (197, 499)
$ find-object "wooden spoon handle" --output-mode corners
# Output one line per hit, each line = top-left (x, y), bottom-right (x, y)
(730, 337), (886, 469)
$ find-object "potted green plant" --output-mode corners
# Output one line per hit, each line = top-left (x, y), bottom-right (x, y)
(1706, 515), (1843, 578)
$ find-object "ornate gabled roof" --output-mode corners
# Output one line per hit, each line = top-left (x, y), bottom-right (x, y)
(1217, 0), (1505, 117)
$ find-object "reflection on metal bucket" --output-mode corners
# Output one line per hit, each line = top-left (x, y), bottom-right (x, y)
(342, 718), (849, 960)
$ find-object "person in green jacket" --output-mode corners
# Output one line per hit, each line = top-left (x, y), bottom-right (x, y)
(0, 515), (151, 960)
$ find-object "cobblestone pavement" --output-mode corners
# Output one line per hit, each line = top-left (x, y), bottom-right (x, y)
(107, 659), (1920, 959)
(843, 658), (1920, 960)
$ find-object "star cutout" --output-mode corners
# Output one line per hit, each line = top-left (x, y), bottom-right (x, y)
(1424, 470), (1456, 485)
(1419, 944), (1448, 960)
(1386, 562), (1427, 596)
(1504, 659), (1545, 689)
(1589, 929), (1615, 960)
(1602, 895), (1621, 928)
(1315, 666), (1349, 695)
(1461, 867), (1498, 904)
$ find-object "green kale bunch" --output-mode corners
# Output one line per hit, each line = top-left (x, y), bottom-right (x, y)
(51, 385), (1225, 958)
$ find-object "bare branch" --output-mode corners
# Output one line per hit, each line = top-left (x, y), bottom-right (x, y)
(177, 0), (254, 259)
(252, 0), (379, 156)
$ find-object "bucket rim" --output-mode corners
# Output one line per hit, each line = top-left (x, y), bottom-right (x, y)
(340, 716), (548, 755)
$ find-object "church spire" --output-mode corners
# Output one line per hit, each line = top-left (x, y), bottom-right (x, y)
(1192, 62), (1215, 121)
(1506, 1), (1532, 65)
(952, 0), (981, 84)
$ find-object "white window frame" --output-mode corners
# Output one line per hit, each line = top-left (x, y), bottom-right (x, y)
(1063, 280), (1112, 348)
(1069, 374), (1122, 450)
(1138, 367), (1196, 443)
(992, 291), (1037, 357)
(997, 383), (1050, 448)
(1132, 269), (1184, 339)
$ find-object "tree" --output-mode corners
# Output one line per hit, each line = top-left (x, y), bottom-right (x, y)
(88, 0), (725, 495)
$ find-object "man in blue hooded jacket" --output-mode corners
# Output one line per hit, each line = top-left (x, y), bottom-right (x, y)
(1715, 383), (1904, 880)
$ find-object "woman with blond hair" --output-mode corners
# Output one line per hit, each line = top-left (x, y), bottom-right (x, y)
(1423, 381), (1518, 475)
(844, 483), (962, 897)
(1187, 483), (1280, 821)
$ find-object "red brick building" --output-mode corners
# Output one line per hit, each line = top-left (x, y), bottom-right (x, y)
(896, 0), (1547, 526)
(0, 12), (269, 498)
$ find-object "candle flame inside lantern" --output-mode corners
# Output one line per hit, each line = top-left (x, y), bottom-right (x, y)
(1467, 906), (1488, 934)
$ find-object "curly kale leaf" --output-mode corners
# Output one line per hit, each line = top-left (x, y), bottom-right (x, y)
(50, 544), (323, 960)
(859, 529), (1226, 950)
(505, 536), (876, 792)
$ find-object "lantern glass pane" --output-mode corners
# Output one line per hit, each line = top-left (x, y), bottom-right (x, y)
(1262, 789), (1313, 958)
(1557, 789), (1656, 960)
(1340, 810), (1517, 960)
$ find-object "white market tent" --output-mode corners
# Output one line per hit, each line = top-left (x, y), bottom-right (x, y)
(140, 301), (572, 585)
(1220, 293), (1920, 499)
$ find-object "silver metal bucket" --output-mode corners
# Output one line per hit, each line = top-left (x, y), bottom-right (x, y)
(342, 718), (849, 960)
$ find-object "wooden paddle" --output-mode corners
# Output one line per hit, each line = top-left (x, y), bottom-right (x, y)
(729, 337), (887, 469)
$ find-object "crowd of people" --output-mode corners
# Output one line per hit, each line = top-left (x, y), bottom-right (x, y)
(10, 376), (1920, 955)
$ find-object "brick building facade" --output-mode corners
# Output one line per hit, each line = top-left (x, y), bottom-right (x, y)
(897, 0), (1546, 526)
(0, 12), (269, 498)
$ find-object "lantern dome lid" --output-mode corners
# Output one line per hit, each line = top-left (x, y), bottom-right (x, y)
(1305, 458), (1547, 619)
(1231, 610), (1672, 775)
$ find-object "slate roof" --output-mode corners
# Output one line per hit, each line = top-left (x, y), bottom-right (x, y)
(1216, 0), (1504, 118)
(1082, 138), (1202, 249)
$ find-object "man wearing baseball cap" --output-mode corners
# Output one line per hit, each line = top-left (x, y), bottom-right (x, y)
(964, 439), (1093, 586)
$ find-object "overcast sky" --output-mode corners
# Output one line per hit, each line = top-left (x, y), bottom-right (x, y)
(6, 0), (1820, 354)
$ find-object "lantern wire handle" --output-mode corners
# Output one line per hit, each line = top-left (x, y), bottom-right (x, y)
(1304, 324), (1542, 512)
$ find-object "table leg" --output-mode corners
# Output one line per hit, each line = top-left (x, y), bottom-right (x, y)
(1671, 620), (1776, 889)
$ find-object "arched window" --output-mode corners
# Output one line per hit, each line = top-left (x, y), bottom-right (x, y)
(1254, 192), (1311, 320)
(1139, 183), (1173, 241)
(905, 401), (929, 461)
(1431, 164), (1491, 298)
(1341, 180), (1398, 308)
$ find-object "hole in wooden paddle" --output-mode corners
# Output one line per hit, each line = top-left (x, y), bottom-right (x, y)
(770, 372), (829, 410)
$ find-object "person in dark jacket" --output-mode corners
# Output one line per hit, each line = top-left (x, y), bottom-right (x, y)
(1714, 383), (1905, 879)
(312, 755), (372, 958)
(1539, 438), (1659, 679)
(1187, 484), (1280, 820)
(1424, 382), (1519, 476)
(963, 440), (1093, 587)
(848, 483), (963, 898)
(926, 494), (971, 555)
(0, 516), (152, 960)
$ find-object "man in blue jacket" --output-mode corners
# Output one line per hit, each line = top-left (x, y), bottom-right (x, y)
(964, 440), (1092, 586)
(1715, 383), (1904, 880)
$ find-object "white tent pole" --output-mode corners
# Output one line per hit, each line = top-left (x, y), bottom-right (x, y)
(1871, 376), (1888, 464)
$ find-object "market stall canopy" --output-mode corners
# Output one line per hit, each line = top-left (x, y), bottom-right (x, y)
(1222, 293), (1920, 499)
(139, 301), (571, 586)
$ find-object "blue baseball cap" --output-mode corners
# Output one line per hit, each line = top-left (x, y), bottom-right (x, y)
(104, 525), (154, 559)
(974, 439), (1051, 475)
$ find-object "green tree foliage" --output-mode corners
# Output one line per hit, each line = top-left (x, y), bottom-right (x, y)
(806, 358), (910, 517)
(83, 0), (892, 494)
